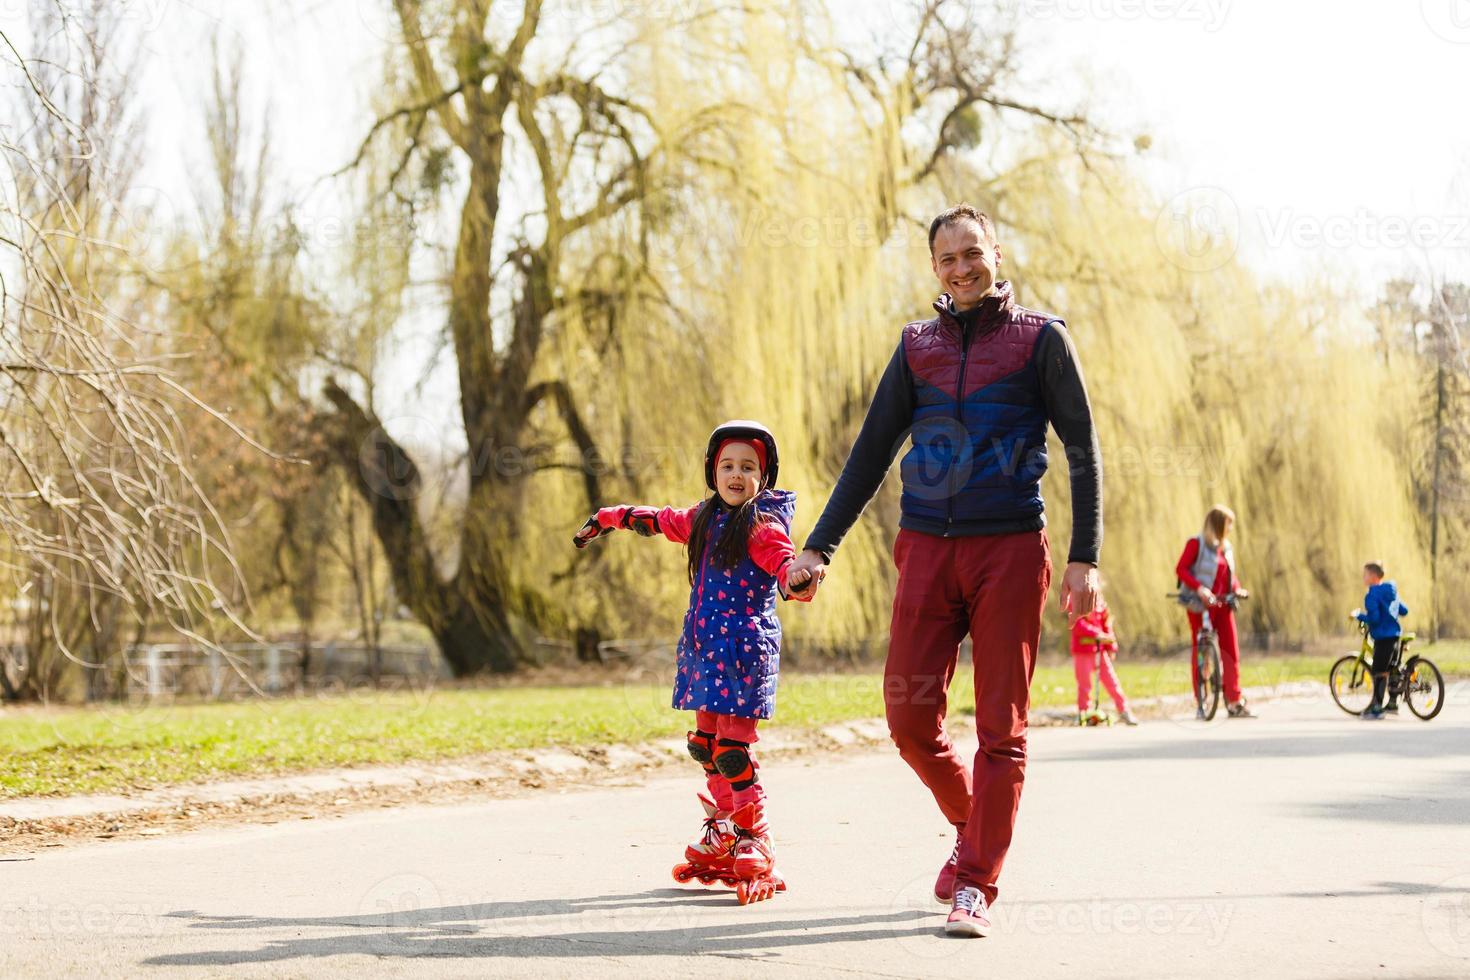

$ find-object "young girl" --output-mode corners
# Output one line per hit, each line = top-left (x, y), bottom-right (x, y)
(1070, 596), (1138, 725)
(572, 420), (812, 904)
(1175, 504), (1253, 718)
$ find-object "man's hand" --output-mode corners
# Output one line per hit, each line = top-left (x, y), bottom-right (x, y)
(787, 548), (828, 598)
(1060, 562), (1099, 624)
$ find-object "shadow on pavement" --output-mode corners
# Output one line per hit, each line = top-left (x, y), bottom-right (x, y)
(1047, 725), (1470, 766)
(144, 891), (941, 966)
(1301, 773), (1470, 826)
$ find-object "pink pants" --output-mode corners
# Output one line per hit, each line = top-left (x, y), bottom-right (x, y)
(694, 709), (763, 811)
(1073, 652), (1129, 714)
(1187, 607), (1242, 704)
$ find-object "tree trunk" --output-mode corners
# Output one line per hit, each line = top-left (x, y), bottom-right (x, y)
(320, 382), (523, 676)
(432, 599), (518, 676)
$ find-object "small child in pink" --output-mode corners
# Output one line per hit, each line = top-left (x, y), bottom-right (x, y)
(1070, 598), (1138, 725)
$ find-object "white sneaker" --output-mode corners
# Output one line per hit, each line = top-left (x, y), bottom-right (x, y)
(1120, 710), (1139, 726)
(945, 885), (992, 938)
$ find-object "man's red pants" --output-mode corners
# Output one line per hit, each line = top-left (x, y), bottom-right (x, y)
(884, 528), (1051, 905)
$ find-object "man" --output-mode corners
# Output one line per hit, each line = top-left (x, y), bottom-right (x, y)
(788, 204), (1101, 937)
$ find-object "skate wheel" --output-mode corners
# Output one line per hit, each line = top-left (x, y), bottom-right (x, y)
(672, 865), (696, 884)
(736, 875), (783, 905)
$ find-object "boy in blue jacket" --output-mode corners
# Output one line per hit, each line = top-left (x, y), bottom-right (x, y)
(1356, 561), (1409, 720)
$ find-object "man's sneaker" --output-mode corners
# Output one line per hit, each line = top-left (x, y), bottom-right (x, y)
(1226, 701), (1257, 719)
(946, 885), (992, 938)
(1195, 706), (1206, 721)
(1383, 701), (1399, 714)
(1120, 710), (1140, 726)
(1361, 706), (1385, 721)
(934, 836), (960, 904)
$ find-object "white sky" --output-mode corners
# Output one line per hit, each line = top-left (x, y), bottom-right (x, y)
(20, 0), (1468, 424)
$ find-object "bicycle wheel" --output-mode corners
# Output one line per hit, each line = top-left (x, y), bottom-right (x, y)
(1404, 657), (1445, 721)
(1196, 633), (1222, 721)
(1328, 655), (1372, 716)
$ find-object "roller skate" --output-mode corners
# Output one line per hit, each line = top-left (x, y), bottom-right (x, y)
(729, 801), (786, 905)
(671, 794), (739, 887)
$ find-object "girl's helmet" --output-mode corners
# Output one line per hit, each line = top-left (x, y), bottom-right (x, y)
(704, 420), (779, 491)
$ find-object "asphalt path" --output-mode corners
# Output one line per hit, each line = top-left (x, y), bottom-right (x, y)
(3, 694), (1469, 978)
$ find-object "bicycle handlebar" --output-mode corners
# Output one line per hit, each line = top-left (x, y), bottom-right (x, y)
(1166, 590), (1248, 608)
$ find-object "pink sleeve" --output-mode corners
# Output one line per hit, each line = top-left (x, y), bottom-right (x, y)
(656, 505), (698, 544)
(594, 504), (700, 544)
(1073, 615), (1105, 640)
(749, 521), (810, 602)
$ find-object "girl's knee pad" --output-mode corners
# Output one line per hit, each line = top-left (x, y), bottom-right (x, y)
(713, 738), (757, 790)
(687, 729), (717, 772)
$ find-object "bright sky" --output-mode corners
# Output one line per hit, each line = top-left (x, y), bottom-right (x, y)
(36, 0), (1470, 424)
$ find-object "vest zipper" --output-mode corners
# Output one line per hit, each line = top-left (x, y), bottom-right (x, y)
(946, 321), (971, 537)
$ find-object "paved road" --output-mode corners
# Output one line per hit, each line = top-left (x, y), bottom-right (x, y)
(4, 695), (1469, 978)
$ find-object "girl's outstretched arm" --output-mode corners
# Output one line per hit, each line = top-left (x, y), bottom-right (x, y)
(573, 504), (700, 548)
(750, 522), (814, 602)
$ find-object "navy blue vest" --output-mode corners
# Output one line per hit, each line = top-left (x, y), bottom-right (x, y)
(899, 284), (1060, 529)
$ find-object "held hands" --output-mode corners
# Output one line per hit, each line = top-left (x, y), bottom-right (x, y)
(786, 549), (827, 599)
(1060, 562), (1099, 625)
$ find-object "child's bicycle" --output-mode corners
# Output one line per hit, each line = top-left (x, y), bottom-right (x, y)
(1168, 589), (1247, 721)
(1328, 618), (1444, 720)
(1077, 636), (1113, 727)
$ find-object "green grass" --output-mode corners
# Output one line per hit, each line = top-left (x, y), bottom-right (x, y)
(3, 641), (1465, 799)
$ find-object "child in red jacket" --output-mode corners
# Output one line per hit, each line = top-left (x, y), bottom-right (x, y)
(1070, 597), (1138, 725)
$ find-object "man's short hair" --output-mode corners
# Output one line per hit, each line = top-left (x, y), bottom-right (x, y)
(928, 204), (997, 254)
(1364, 561), (1386, 578)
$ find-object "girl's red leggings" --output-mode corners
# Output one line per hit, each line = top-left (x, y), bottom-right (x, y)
(694, 710), (763, 811)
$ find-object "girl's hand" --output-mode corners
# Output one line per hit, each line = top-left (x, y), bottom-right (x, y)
(787, 565), (815, 598)
(572, 515), (613, 549)
(787, 549), (827, 598)
(1195, 585), (1217, 607)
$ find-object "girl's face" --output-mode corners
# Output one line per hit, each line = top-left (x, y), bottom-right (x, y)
(715, 442), (762, 507)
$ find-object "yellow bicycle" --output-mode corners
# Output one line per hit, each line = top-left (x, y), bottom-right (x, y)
(1329, 619), (1444, 720)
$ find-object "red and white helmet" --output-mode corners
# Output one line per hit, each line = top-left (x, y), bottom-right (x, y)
(704, 420), (780, 491)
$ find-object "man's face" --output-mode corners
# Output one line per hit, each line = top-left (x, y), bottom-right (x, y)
(930, 219), (1001, 311)
(1363, 568), (1382, 588)
(715, 442), (762, 507)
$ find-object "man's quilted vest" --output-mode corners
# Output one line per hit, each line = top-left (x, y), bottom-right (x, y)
(900, 282), (1061, 529)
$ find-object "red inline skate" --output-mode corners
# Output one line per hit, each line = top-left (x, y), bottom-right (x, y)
(729, 801), (786, 905)
(671, 794), (740, 887)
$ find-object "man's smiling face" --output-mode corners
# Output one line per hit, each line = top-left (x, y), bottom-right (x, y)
(930, 218), (1001, 311)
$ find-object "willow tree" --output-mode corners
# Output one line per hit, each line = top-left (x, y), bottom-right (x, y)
(317, 0), (1098, 674)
